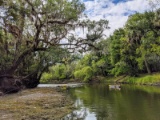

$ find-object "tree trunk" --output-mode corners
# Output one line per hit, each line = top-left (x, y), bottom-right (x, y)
(5, 48), (47, 75)
(144, 57), (151, 74)
(0, 76), (23, 94)
(0, 48), (47, 94)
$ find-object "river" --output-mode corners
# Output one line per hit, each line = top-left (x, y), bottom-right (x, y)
(62, 84), (160, 120)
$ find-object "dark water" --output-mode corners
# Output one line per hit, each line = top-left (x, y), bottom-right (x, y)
(63, 84), (160, 120)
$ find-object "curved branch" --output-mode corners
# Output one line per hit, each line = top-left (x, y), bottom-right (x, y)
(6, 47), (47, 75)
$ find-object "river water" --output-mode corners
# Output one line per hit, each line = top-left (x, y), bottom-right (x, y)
(62, 84), (160, 120)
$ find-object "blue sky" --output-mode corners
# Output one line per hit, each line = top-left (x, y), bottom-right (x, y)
(81, 0), (152, 36)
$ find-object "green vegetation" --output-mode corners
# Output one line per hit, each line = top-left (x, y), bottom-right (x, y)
(41, 8), (160, 85)
(74, 66), (93, 82)
(0, 0), (108, 91)
(122, 73), (160, 85)
(0, 0), (160, 89)
(41, 64), (72, 83)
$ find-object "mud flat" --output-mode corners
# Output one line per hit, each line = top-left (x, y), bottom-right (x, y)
(0, 87), (74, 120)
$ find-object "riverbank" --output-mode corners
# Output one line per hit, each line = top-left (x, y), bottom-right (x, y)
(0, 87), (74, 120)
(104, 72), (160, 86)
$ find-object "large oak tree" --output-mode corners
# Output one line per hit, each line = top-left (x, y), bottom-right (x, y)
(0, 0), (108, 91)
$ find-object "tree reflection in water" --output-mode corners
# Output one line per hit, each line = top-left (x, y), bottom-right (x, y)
(62, 84), (160, 120)
(63, 108), (87, 120)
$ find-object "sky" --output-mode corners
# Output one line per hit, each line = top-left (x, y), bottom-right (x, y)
(81, 0), (152, 37)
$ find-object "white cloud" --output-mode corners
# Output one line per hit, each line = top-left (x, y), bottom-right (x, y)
(83, 0), (152, 37)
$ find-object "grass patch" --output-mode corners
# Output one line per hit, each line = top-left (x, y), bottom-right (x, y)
(100, 73), (160, 85)
(122, 73), (160, 85)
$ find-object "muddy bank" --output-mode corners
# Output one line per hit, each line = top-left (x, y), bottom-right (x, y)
(0, 88), (74, 120)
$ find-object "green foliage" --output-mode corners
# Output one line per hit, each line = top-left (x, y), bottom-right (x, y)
(74, 66), (93, 82)
(40, 72), (53, 83)
(151, 36), (160, 55)
(72, 10), (160, 83)
(1, 0), (158, 85)
(96, 59), (105, 67)
(107, 11), (160, 76)
(40, 64), (69, 83)
(111, 61), (129, 76)
(109, 28), (125, 65)
(124, 73), (160, 85)
(0, 0), (108, 88)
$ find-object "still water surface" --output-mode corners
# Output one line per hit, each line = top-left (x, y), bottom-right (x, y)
(63, 84), (160, 120)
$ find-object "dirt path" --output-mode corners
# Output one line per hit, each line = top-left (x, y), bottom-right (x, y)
(0, 88), (74, 120)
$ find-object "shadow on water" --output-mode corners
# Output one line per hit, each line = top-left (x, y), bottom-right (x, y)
(62, 84), (160, 120)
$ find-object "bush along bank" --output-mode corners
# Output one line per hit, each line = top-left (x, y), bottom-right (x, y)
(109, 73), (160, 86)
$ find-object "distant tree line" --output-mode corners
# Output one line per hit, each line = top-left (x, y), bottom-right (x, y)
(41, 9), (160, 82)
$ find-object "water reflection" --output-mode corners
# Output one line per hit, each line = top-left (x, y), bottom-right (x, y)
(63, 84), (160, 120)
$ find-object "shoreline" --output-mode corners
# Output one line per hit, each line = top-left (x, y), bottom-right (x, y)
(102, 73), (160, 86)
(0, 87), (74, 120)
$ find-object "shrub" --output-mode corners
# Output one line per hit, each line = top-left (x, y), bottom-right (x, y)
(40, 72), (53, 83)
(74, 66), (93, 82)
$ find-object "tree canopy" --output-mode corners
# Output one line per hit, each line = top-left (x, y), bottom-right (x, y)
(1, 0), (160, 91)
(41, 9), (160, 83)
(0, 0), (109, 90)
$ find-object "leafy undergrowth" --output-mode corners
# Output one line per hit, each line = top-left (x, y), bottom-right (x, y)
(101, 73), (160, 86)
(0, 88), (74, 120)
(121, 73), (160, 85)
